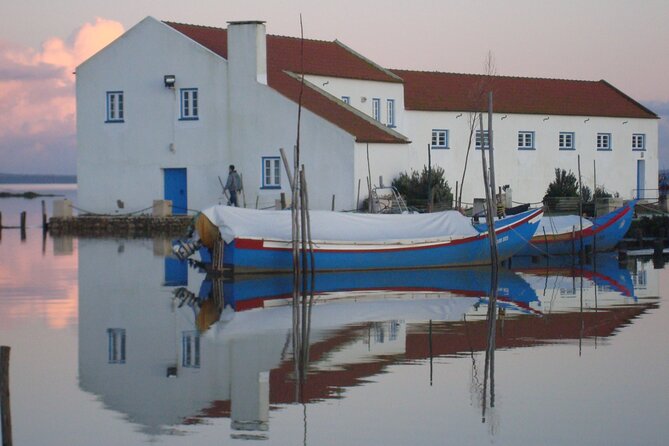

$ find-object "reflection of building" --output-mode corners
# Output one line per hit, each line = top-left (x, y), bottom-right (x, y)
(78, 239), (657, 439)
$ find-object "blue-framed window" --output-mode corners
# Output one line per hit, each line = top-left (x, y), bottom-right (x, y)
(632, 133), (645, 151)
(559, 132), (575, 150)
(107, 328), (126, 364)
(180, 88), (199, 120)
(597, 133), (611, 151)
(475, 130), (490, 150)
(262, 156), (281, 189)
(372, 98), (381, 121)
(386, 99), (395, 127)
(341, 96), (350, 104)
(105, 91), (124, 123)
(431, 129), (449, 149)
(182, 331), (201, 368)
(517, 131), (535, 150)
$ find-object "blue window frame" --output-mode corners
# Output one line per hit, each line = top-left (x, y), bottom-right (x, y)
(559, 132), (575, 150)
(180, 88), (199, 120)
(341, 96), (350, 104)
(386, 99), (395, 127)
(475, 130), (490, 150)
(517, 131), (535, 150)
(632, 133), (645, 151)
(262, 156), (281, 189)
(431, 129), (449, 149)
(105, 91), (124, 123)
(107, 328), (126, 364)
(597, 133), (611, 151)
(372, 98), (381, 121)
(182, 331), (201, 368)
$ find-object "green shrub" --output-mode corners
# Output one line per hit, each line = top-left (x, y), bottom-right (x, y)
(392, 165), (453, 210)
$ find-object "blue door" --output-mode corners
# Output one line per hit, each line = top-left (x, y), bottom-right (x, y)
(636, 160), (645, 199)
(164, 168), (187, 215)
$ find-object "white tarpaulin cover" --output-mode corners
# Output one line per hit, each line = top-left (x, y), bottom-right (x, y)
(202, 206), (480, 244)
(537, 215), (593, 236)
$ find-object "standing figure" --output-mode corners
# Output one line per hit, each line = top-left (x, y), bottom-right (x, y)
(224, 164), (242, 207)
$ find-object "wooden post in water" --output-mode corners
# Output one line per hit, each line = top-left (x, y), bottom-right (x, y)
(331, 194), (335, 211)
(1, 346), (12, 446)
(20, 212), (26, 241)
(41, 200), (48, 232)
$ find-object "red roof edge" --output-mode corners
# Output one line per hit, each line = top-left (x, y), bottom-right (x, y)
(598, 80), (659, 119)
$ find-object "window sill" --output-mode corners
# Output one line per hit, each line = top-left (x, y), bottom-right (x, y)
(596, 148), (612, 151)
(105, 120), (124, 124)
(261, 186), (281, 190)
(179, 117), (199, 121)
(517, 147), (536, 150)
(559, 148), (575, 151)
(632, 148), (646, 152)
(431, 146), (450, 150)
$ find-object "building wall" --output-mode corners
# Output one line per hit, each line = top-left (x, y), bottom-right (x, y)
(77, 17), (230, 214)
(304, 75), (405, 133)
(226, 23), (358, 211)
(403, 110), (659, 205)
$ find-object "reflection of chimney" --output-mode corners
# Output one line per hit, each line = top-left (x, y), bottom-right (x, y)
(227, 21), (267, 85)
(231, 371), (269, 432)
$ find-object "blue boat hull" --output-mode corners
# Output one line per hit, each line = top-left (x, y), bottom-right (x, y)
(517, 201), (635, 256)
(220, 208), (543, 273)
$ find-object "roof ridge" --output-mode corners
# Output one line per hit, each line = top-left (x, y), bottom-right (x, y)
(390, 68), (601, 84)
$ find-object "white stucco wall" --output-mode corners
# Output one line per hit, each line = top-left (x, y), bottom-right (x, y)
(304, 75), (405, 133)
(226, 23), (358, 211)
(77, 17), (231, 214)
(403, 110), (659, 205)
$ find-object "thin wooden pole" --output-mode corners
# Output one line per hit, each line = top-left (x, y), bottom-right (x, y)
(356, 179), (361, 211)
(479, 112), (498, 266)
(1, 346), (12, 446)
(577, 155), (584, 259)
(487, 92), (498, 209)
(19, 212), (26, 241)
(366, 144), (373, 213)
(427, 143), (432, 213)
(41, 200), (47, 232)
(331, 194), (335, 211)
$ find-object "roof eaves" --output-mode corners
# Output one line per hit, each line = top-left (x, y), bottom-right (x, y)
(283, 70), (410, 143)
(334, 40), (404, 83)
(598, 80), (659, 119)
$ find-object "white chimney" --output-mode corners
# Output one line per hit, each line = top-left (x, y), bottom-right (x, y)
(227, 21), (267, 85)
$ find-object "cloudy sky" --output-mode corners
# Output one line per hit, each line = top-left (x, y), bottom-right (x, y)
(1, 0), (668, 174)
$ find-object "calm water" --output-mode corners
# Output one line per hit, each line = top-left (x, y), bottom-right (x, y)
(1, 188), (668, 445)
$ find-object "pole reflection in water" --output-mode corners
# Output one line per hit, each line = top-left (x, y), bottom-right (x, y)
(482, 264), (498, 424)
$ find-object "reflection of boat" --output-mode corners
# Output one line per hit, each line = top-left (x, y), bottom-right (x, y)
(193, 206), (543, 272)
(509, 252), (637, 313)
(517, 201), (635, 256)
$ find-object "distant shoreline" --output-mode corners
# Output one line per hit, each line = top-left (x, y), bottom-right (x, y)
(0, 173), (77, 184)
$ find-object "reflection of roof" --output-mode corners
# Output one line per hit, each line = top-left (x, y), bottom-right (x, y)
(164, 22), (409, 144)
(191, 302), (654, 421)
(392, 70), (658, 119)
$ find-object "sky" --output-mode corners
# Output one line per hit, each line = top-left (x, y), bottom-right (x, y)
(1, 0), (668, 174)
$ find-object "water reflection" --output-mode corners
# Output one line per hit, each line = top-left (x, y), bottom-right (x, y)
(76, 239), (659, 440)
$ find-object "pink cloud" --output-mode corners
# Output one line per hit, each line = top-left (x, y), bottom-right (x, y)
(0, 18), (124, 174)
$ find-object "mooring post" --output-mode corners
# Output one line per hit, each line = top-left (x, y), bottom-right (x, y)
(331, 194), (335, 211)
(41, 200), (48, 233)
(20, 212), (26, 241)
(1, 345), (12, 446)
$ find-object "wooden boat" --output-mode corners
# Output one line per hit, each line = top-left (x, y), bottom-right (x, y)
(516, 200), (635, 256)
(191, 206), (543, 273)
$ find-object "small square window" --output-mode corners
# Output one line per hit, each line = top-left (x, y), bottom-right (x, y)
(475, 130), (489, 150)
(180, 88), (199, 120)
(107, 328), (126, 364)
(262, 157), (281, 189)
(632, 133), (645, 151)
(182, 331), (201, 368)
(559, 132), (575, 150)
(517, 131), (535, 150)
(597, 133), (611, 151)
(431, 129), (449, 149)
(106, 91), (124, 123)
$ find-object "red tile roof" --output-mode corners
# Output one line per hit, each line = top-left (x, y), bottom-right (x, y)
(165, 22), (408, 144)
(392, 70), (657, 119)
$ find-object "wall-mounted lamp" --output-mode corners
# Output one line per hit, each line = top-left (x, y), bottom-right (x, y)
(322, 81), (329, 86)
(169, 142), (176, 153)
(584, 118), (590, 123)
(456, 113), (463, 118)
(164, 74), (176, 88)
(501, 115), (507, 120)
(361, 96), (367, 103)
(543, 116), (550, 121)
(622, 120), (629, 125)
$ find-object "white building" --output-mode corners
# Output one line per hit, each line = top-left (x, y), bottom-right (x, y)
(76, 17), (659, 214)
